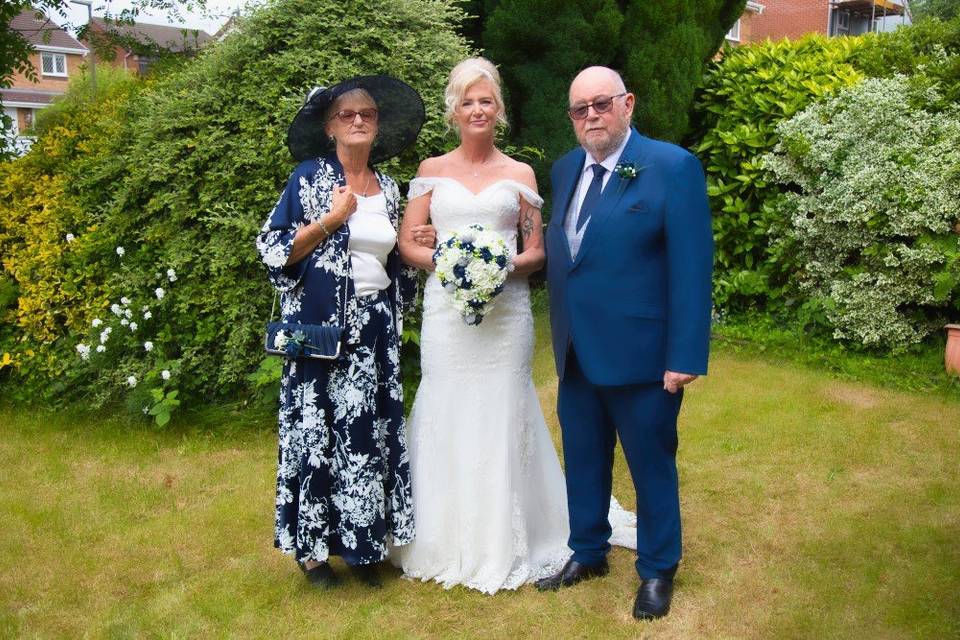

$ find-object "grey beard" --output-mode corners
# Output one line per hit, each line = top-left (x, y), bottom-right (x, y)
(582, 124), (629, 162)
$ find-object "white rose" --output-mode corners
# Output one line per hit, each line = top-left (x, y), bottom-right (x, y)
(126, 375), (137, 387)
(167, 268), (177, 282)
(129, 322), (138, 331)
(143, 311), (152, 320)
(120, 296), (130, 305)
(120, 318), (129, 326)
(66, 233), (75, 243)
(110, 304), (122, 316)
(75, 344), (90, 360)
(96, 345), (106, 353)
(155, 288), (165, 300)
(161, 370), (171, 380)
(91, 318), (102, 327)
(116, 246), (125, 257)
(144, 341), (154, 352)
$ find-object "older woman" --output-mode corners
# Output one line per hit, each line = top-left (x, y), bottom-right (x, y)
(256, 76), (431, 588)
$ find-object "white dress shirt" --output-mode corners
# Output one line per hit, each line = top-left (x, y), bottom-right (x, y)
(564, 130), (632, 257)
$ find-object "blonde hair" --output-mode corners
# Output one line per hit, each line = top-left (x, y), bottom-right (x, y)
(443, 57), (508, 132)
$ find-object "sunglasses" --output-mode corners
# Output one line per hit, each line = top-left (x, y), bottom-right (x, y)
(330, 108), (378, 124)
(567, 93), (627, 120)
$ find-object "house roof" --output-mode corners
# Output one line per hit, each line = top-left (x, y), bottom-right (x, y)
(1, 87), (65, 106)
(9, 8), (87, 52)
(88, 17), (213, 53)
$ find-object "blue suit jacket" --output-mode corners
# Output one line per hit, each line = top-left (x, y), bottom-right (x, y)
(546, 129), (714, 385)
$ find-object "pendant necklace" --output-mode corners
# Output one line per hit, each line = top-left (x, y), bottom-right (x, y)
(350, 170), (373, 197)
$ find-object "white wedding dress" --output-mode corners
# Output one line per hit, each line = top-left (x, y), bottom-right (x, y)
(396, 177), (636, 594)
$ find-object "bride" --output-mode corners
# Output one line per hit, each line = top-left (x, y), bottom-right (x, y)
(397, 57), (634, 594)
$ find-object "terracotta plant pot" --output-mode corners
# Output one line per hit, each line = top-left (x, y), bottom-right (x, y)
(946, 324), (960, 376)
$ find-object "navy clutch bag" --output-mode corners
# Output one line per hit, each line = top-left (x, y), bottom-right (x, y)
(264, 282), (347, 361)
(264, 322), (344, 360)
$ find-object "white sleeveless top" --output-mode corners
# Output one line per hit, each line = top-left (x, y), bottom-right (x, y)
(347, 193), (396, 296)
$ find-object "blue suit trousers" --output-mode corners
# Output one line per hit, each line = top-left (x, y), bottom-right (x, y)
(558, 347), (683, 580)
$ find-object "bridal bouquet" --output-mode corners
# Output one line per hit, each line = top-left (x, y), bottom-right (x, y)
(433, 224), (512, 326)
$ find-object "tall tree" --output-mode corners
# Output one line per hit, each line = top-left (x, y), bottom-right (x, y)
(911, 0), (960, 21)
(621, 0), (746, 142)
(482, 0), (744, 199)
(483, 0), (623, 190)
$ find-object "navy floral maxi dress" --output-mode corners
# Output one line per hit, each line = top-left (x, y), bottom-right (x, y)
(256, 155), (416, 566)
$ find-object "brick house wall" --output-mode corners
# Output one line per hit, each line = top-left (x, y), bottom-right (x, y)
(8, 50), (86, 92)
(749, 0), (832, 41)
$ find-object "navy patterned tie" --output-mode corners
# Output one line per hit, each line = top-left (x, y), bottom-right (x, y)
(576, 163), (606, 232)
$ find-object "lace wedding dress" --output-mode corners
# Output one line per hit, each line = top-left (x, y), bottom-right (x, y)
(395, 177), (636, 594)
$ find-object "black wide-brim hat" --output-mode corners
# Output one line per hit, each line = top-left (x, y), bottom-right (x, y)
(287, 75), (426, 164)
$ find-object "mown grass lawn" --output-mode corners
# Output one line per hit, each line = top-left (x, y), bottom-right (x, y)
(2, 316), (958, 639)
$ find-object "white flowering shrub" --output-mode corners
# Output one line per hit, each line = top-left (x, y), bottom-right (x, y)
(764, 76), (960, 350)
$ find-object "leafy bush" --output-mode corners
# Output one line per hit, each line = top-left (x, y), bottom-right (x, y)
(763, 76), (960, 350)
(851, 15), (960, 106)
(0, 67), (142, 397)
(691, 36), (865, 311)
(0, 0), (471, 418)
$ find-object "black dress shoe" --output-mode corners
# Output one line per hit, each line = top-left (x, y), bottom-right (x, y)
(633, 578), (673, 620)
(298, 561), (338, 588)
(349, 562), (383, 588)
(535, 558), (609, 591)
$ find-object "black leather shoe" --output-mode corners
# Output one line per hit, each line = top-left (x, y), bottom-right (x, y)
(349, 563), (383, 588)
(535, 558), (609, 591)
(633, 578), (673, 620)
(299, 561), (338, 588)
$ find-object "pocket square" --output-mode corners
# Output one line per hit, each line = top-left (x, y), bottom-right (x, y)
(628, 202), (649, 213)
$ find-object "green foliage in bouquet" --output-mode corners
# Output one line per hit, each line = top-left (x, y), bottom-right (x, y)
(763, 76), (960, 351)
(0, 0), (471, 421)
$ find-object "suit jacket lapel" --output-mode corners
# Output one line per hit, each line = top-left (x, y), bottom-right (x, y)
(573, 129), (644, 268)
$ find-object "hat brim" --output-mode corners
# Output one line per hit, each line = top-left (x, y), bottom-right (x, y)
(287, 75), (426, 164)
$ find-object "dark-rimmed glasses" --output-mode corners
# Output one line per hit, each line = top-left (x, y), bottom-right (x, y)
(330, 108), (378, 124)
(568, 93), (627, 120)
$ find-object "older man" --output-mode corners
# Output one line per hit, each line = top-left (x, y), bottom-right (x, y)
(536, 66), (713, 621)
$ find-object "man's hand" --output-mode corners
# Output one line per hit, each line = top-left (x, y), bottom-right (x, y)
(411, 224), (437, 248)
(663, 370), (697, 394)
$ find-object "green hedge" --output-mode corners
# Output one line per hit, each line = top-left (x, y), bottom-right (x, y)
(0, 0), (470, 420)
(691, 36), (864, 311)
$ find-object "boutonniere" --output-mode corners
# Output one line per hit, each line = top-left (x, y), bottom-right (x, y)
(614, 161), (644, 197)
(614, 161), (640, 180)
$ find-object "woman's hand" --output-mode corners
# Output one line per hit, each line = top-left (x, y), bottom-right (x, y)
(328, 185), (358, 228)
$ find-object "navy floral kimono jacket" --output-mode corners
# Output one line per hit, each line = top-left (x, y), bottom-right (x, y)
(256, 154), (416, 565)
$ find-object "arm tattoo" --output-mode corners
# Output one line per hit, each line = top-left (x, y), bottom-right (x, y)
(521, 209), (534, 240)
